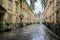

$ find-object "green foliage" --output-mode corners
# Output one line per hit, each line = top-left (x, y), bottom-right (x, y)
(5, 21), (11, 26)
(30, 0), (37, 10)
(19, 0), (32, 11)
(19, 0), (22, 9)
(0, 22), (3, 25)
(28, 6), (32, 11)
(19, 0), (26, 9)
(24, 0), (26, 2)
(41, 0), (47, 8)
(19, 0), (33, 11)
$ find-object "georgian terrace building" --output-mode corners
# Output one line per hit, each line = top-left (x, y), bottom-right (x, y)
(0, 0), (36, 30)
(0, 0), (20, 30)
(43, 0), (60, 35)
(43, 0), (60, 24)
(22, 0), (36, 26)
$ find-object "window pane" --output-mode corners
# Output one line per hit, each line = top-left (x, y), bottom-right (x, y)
(8, 0), (12, 9)
(16, 3), (18, 12)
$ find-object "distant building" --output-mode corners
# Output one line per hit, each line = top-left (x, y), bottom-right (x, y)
(22, 0), (36, 26)
(35, 12), (42, 24)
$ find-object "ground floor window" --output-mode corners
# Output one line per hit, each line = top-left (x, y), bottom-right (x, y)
(8, 14), (12, 23)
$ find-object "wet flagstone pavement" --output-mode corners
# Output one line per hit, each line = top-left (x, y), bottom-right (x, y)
(0, 24), (60, 40)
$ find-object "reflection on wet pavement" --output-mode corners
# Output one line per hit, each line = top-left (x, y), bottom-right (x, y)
(0, 24), (60, 40)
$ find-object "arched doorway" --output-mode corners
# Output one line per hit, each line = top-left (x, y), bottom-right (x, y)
(0, 6), (7, 31)
(0, 13), (5, 31)
(0, 13), (5, 22)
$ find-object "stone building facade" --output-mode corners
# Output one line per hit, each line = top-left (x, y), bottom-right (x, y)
(22, 0), (36, 26)
(0, 0), (36, 31)
(0, 0), (20, 30)
(43, 0), (60, 36)
(43, 0), (60, 24)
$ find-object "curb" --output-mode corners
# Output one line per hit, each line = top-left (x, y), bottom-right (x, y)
(44, 25), (60, 39)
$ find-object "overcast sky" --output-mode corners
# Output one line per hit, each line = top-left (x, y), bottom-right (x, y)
(26, 0), (43, 14)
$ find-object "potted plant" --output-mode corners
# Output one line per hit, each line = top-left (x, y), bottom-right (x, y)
(0, 22), (3, 29)
(5, 21), (11, 31)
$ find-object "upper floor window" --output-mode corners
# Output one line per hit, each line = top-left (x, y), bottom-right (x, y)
(49, 1), (52, 6)
(8, 0), (12, 9)
(8, 14), (12, 22)
(16, 17), (18, 23)
(16, 3), (18, 12)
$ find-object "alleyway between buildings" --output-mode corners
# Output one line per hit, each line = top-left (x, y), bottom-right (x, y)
(0, 24), (60, 40)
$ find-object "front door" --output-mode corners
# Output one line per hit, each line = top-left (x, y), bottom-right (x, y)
(0, 13), (5, 30)
(0, 13), (4, 22)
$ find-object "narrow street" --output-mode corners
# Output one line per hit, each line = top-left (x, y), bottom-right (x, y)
(0, 24), (60, 40)
(0, 0), (60, 40)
